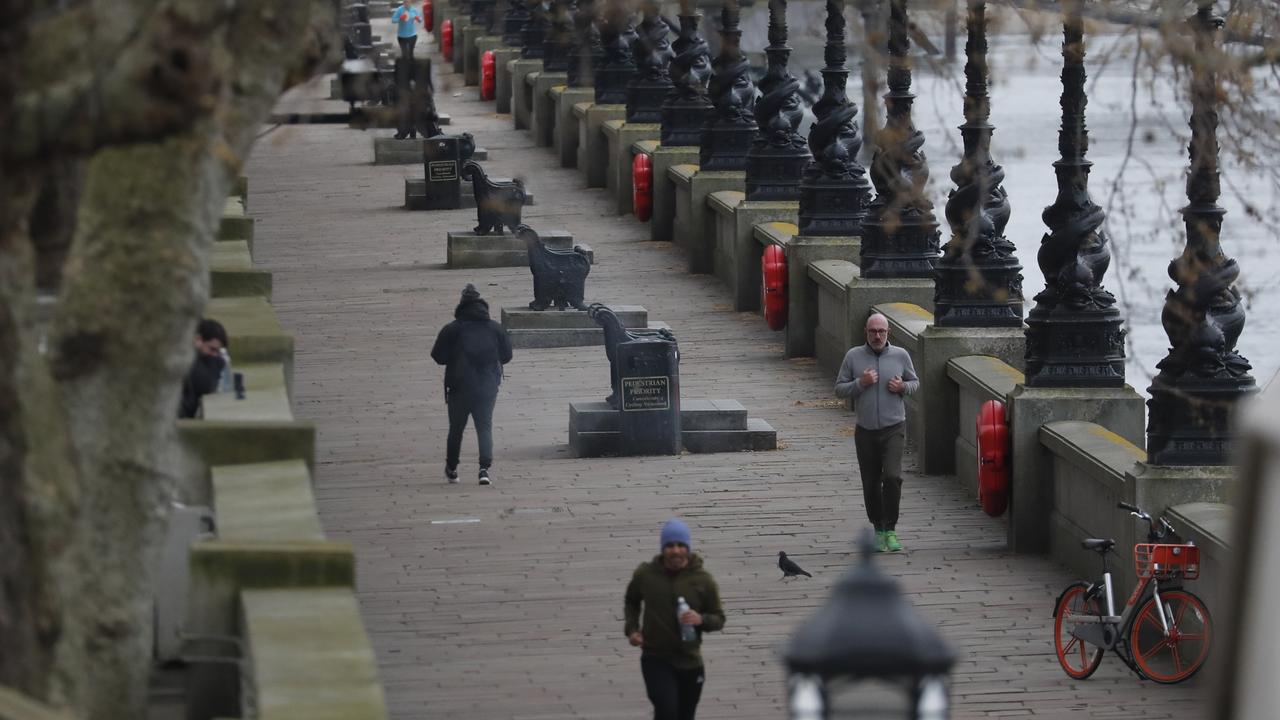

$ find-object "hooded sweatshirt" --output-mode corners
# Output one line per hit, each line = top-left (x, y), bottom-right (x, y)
(430, 293), (513, 399)
(623, 554), (726, 669)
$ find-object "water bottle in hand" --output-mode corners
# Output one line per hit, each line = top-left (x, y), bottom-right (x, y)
(676, 596), (696, 642)
(218, 348), (233, 393)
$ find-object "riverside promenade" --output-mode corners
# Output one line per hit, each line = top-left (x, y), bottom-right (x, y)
(244, 46), (1210, 720)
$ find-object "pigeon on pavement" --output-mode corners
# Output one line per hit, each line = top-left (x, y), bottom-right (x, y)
(778, 551), (812, 580)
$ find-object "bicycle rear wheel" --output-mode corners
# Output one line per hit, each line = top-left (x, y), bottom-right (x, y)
(1129, 588), (1212, 683)
(1054, 582), (1106, 679)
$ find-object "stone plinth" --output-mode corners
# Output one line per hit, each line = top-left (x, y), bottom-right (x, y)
(846, 276), (935, 342)
(500, 306), (658, 348)
(462, 24), (486, 84)
(530, 73), (569, 147)
(568, 399), (778, 456)
(510, 58), (543, 130)
(577, 104), (626, 188)
(212, 240), (272, 300)
(446, 230), (588, 269)
(603, 121), (661, 215)
(373, 137), (487, 165)
(451, 19), (472, 73)
(649, 145), (699, 242)
(1007, 383), (1146, 553)
(709, 195), (797, 311)
(877, 301), (1026, 476)
(473, 35), (506, 100)
(671, 168), (744, 274)
(554, 87), (594, 167)
(754, 223), (862, 359)
(492, 46), (521, 113)
(404, 178), (535, 209)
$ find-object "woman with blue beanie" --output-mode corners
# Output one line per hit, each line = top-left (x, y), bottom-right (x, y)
(624, 518), (725, 720)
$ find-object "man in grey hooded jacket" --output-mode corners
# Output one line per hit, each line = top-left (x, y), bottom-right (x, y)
(834, 313), (919, 552)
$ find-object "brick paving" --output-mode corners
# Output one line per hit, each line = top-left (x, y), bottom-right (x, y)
(246, 52), (1211, 720)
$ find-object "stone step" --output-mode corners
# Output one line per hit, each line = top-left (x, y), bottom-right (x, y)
(405, 178), (535, 210)
(374, 137), (488, 164)
(502, 306), (645, 330)
(507, 321), (670, 350)
(569, 399), (748, 432)
(447, 230), (589, 269)
(568, 416), (777, 457)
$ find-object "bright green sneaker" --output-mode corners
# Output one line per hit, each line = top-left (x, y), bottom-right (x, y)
(884, 531), (903, 552)
(874, 531), (888, 553)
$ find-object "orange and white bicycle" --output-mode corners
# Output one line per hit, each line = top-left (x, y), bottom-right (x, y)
(1052, 502), (1212, 683)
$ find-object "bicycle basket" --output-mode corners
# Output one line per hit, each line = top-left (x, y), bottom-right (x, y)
(1134, 543), (1200, 580)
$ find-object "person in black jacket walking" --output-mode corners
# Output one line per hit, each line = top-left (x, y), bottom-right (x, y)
(431, 284), (513, 485)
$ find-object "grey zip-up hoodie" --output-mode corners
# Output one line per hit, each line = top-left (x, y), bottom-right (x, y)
(834, 342), (919, 429)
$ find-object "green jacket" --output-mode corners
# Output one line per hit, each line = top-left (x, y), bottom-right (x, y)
(624, 554), (726, 669)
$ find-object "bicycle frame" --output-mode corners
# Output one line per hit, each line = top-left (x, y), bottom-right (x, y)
(1065, 570), (1172, 651)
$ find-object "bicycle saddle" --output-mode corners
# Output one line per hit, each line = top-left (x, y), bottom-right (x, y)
(1081, 538), (1115, 553)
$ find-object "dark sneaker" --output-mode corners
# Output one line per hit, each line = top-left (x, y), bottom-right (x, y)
(478, 468), (492, 486)
(445, 466), (459, 484)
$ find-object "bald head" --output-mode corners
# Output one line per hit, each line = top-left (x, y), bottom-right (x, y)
(865, 313), (889, 352)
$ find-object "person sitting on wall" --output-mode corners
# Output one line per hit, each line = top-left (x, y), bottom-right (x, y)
(178, 319), (229, 419)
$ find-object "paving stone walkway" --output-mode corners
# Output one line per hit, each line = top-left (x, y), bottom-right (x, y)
(246, 44), (1210, 720)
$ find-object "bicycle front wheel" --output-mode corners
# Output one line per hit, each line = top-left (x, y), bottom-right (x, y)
(1054, 582), (1105, 679)
(1129, 588), (1212, 683)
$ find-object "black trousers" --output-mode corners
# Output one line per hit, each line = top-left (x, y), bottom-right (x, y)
(640, 656), (704, 720)
(397, 35), (417, 60)
(446, 392), (496, 470)
(853, 422), (906, 531)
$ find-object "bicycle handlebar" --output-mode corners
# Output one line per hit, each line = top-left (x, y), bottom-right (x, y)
(1116, 502), (1177, 542)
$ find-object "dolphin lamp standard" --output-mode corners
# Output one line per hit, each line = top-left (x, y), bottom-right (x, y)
(785, 531), (954, 719)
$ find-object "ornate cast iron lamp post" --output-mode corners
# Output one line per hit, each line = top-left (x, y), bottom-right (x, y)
(521, 0), (551, 58)
(786, 532), (954, 719)
(744, 0), (810, 201)
(1023, 0), (1125, 387)
(544, 0), (576, 73)
(471, 0), (497, 35)
(700, 0), (758, 171)
(1146, 0), (1256, 465)
(660, 0), (713, 146)
(626, 0), (675, 123)
(797, 0), (871, 236)
(861, 0), (940, 276)
(595, 2), (638, 104)
(503, 0), (530, 48)
(567, 0), (600, 88)
(933, 0), (1022, 327)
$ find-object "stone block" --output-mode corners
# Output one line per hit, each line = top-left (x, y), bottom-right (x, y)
(451, 19), (472, 73)
(212, 240), (272, 300)
(846, 276), (935, 343)
(752, 223), (860, 358)
(808, 260), (859, 377)
(710, 197), (797, 311)
(207, 296), (295, 388)
(201, 363), (294, 423)
(947, 355), (1025, 496)
(1006, 383), (1146, 553)
(682, 418), (779, 453)
(577, 104), (626, 188)
(673, 169), (744, 274)
(502, 308), (668, 349)
(373, 136), (487, 165)
(509, 58), (543, 130)
(649, 145), (699, 242)
(603, 122), (661, 215)
(553, 87), (593, 167)
(446, 230), (587, 269)
(404, 177), (535, 210)
(568, 401), (776, 456)
(530, 73), (568, 147)
(461, 24), (485, 85)
(211, 460), (324, 542)
(877, 302), (1026, 476)
(491, 47), (521, 113)
(177, 420), (318, 494)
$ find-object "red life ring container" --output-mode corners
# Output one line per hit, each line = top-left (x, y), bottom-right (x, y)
(632, 153), (653, 221)
(424, 0), (434, 32)
(441, 20), (454, 60)
(762, 244), (787, 331)
(481, 50), (496, 100)
(977, 399), (1010, 517)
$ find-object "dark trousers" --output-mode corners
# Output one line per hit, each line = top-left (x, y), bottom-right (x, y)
(853, 422), (905, 531)
(397, 35), (417, 60)
(640, 656), (704, 720)
(446, 392), (496, 470)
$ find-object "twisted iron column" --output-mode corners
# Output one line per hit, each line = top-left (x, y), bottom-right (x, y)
(471, 0), (497, 32)
(1147, 0), (1256, 464)
(594, 3), (638, 104)
(797, 0), (871, 235)
(934, 0), (1022, 326)
(1023, 0), (1125, 387)
(700, 0), (758, 171)
(521, 0), (551, 58)
(544, 0), (576, 72)
(567, 0), (600, 87)
(626, 0), (675, 123)
(860, 0), (939, 275)
(660, 1), (713, 146)
(503, 0), (530, 47)
(744, 0), (810, 201)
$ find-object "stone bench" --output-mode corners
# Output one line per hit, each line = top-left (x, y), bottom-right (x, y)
(240, 588), (388, 720)
(569, 399), (777, 456)
(212, 240), (272, 300)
